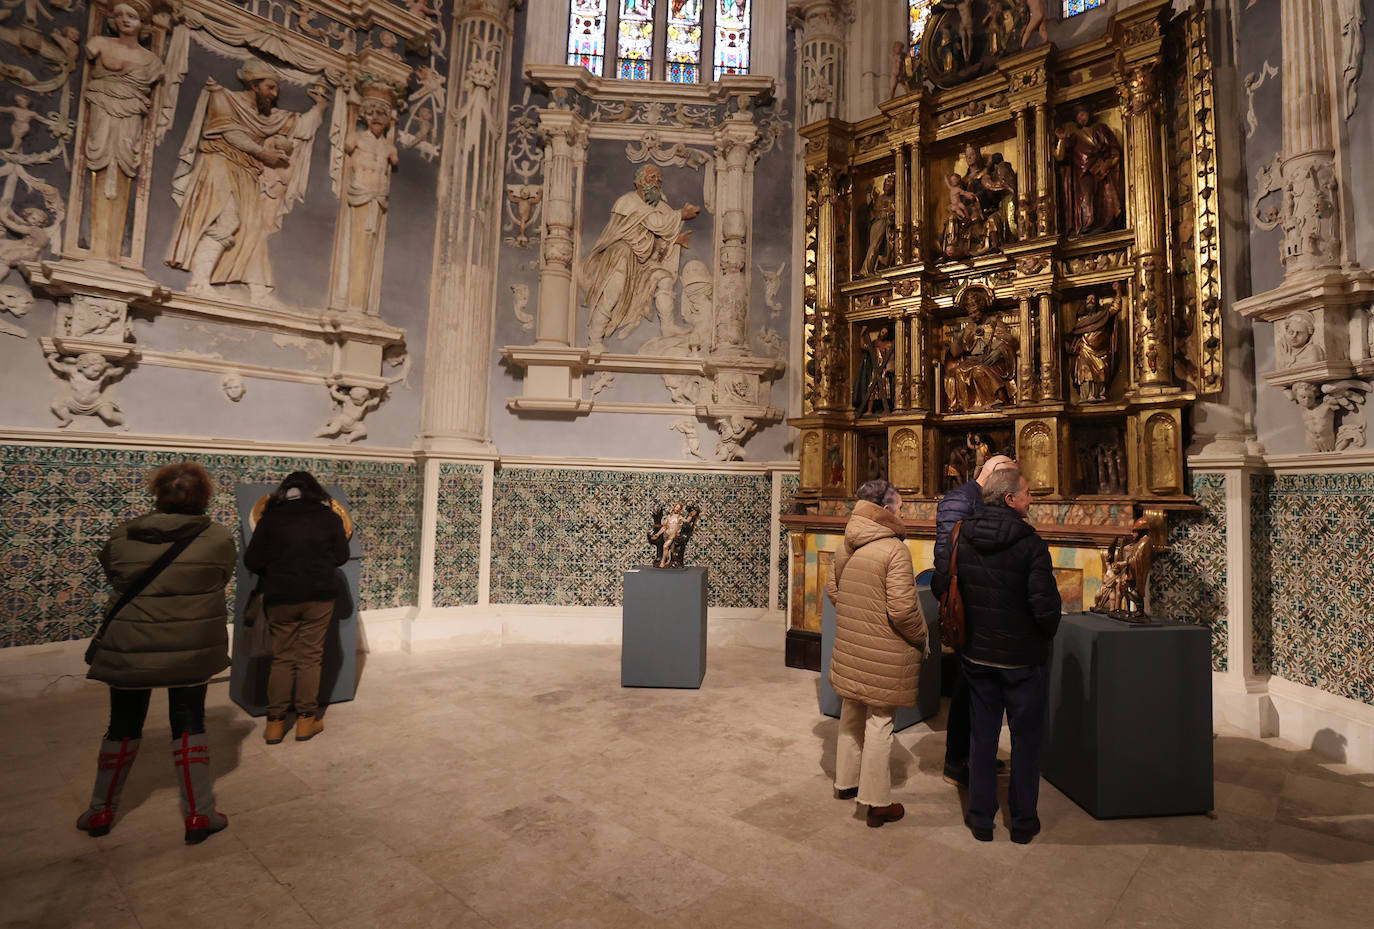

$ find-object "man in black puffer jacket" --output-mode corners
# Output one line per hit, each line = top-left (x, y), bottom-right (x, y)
(934, 466), (1061, 845)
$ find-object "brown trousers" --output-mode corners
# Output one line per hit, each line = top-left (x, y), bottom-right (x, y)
(265, 600), (333, 718)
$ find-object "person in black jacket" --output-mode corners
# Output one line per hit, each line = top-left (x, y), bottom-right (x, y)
(244, 471), (350, 744)
(935, 466), (1061, 844)
(932, 452), (1016, 787)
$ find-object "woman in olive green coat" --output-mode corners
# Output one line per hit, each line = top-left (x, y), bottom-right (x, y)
(78, 460), (238, 845)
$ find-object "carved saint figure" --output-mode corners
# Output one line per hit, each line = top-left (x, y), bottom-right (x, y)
(1054, 104), (1125, 236)
(84, 0), (164, 262)
(1066, 283), (1122, 402)
(855, 324), (896, 416)
(315, 380), (380, 443)
(858, 175), (896, 277)
(1278, 310), (1325, 368)
(46, 351), (126, 427)
(1091, 518), (1152, 618)
(337, 87), (399, 314)
(166, 60), (329, 302)
(648, 501), (700, 568)
(889, 41), (918, 98)
(983, 0), (1011, 57)
(939, 143), (1016, 258)
(581, 164), (699, 353)
(943, 286), (1017, 412)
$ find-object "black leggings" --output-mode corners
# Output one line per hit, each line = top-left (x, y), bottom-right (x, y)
(106, 685), (208, 740)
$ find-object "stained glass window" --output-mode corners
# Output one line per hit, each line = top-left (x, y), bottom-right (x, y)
(665, 0), (703, 83)
(566, 1), (751, 82)
(617, 0), (655, 80)
(1062, 0), (1105, 15)
(713, 0), (750, 79)
(567, 0), (608, 73)
(908, 0), (933, 55)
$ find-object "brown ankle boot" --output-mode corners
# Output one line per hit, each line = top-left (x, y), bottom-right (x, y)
(866, 802), (905, 828)
(295, 714), (324, 741)
(264, 718), (287, 744)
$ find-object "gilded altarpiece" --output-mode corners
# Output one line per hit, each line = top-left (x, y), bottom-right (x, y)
(784, 1), (1222, 646)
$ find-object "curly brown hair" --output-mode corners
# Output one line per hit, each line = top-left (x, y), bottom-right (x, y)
(147, 460), (215, 515)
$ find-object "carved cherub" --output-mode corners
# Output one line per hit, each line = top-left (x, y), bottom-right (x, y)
(945, 172), (978, 221)
(714, 414), (756, 461)
(315, 379), (381, 443)
(0, 93), (52, 152)
(46, 351), (127, 428)
(0, 201), (59, 276)
(0, 282), (31, 337)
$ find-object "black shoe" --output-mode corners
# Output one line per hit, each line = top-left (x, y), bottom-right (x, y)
(964, 815), (993, 842)
(942, 763), (969, 787)
(834, 786), (858, 800)
(1010, 823), (1041, 845)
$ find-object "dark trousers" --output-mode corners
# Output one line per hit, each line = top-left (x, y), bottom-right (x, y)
(964, 659), (1048, 833)
(944, 664), (971, 769)
(106, 685), (208, 741)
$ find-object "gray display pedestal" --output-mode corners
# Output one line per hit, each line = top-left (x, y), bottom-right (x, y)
(819, 586), (942, 731)
(229, 484), (362, 717)
(1043, 612), (1214, 818)
(621, 567), (707, 689)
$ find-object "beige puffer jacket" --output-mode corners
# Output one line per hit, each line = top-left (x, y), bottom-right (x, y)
(826, 500), (927, 707)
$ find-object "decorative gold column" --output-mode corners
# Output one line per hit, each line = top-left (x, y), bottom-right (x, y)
(1034, 103), (1053, 237)
(894, 315), (910, 411)
(893, 144), (909, 266)
(1121, 62), (1172, 388)
(1017, 294), (1036, 402)
(1015, 107), (1033, 238)
(1037, 293), (1059, 401)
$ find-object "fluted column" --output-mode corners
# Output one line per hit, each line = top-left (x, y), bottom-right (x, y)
(1034, 102), (1052, 236)
(1279, 0), (1341, 272)
(417, 0), (513, 451)
(1122, 62), (1172, 389)
(800, 0), (846, 124)
(534, 111), (588, 346)
(1018, 294), (1036, 402)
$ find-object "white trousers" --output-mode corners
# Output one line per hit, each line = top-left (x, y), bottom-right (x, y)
(835, 699), (895, 807)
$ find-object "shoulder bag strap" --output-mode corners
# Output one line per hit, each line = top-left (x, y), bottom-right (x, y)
(86, 526), (207, 663)
(948, 520), (962, 580)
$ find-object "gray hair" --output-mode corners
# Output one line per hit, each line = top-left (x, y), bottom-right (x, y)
(981, 466), (1024, 506)
(634, 164), (660, 187)
(857, 479), (900, 509)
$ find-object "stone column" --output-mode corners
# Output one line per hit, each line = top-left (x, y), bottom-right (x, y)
(1122, 62), (1173, 389)
(713, 108), (760, 355)
(417, 0), (513, 452)
(1279, 0), (1341, 272)
(533, 111), (588, 346)
(800, 0), (846, 124)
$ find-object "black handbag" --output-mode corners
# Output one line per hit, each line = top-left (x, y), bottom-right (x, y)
(85, 527), (205, 665)
(241, 585), (273, 659)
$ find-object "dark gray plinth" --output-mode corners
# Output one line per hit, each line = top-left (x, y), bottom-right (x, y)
(1043, 612), (1214, 819)
(230, 484), (362, 717)
(621, 567), (707, 688)
(819, 585), (941, 731)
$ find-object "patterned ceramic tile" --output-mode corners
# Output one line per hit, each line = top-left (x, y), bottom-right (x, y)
(1251, 472), (1374, 705)
(777, 473), (799, 610)
(489, 467), (773, 608)
(0, 445), (418, 648)
(1149, 471), (1228, 671)
(433, 463), (483, 608)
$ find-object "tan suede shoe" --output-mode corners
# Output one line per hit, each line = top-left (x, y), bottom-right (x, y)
(295, 715), (324, 742)
(264, 718), (287, 744)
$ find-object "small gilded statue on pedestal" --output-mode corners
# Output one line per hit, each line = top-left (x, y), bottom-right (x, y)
(1091, 517), (1153, 620)
(1066, 282), (1123, 403)
(648, 501), (701, 568)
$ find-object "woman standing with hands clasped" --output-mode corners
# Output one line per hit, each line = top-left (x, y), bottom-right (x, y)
(244, 471), (349, 744)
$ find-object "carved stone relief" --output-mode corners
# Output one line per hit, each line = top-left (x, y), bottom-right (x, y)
(1144, 413), (1180, 494)
(801, 430), (822, 488)
(1020, 421), (1054, 493)
(0, 281), (30, 337)
(1275, 310), (1326, 369)
(315, 378), (383, 443)
(45, 348), (129, 428)
(1286, 379), (1370, 452)
(888, 427), (920, 491)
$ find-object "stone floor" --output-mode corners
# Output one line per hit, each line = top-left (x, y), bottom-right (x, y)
(3, 642), (1373, 929)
